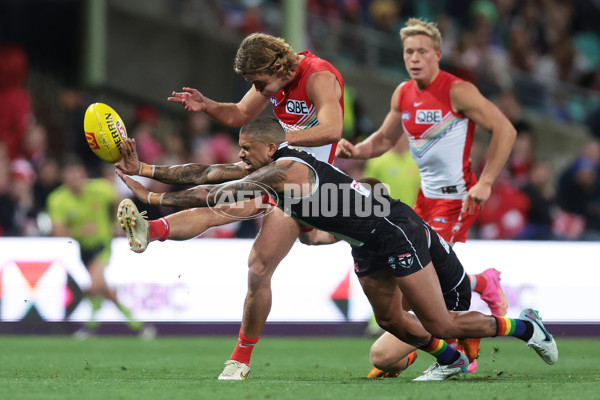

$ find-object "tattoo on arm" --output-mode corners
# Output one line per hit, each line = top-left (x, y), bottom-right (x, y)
(157, 161), (297, 209)
(153, 163), (246, 185)
(161, 185), (214, 208)
(247, 161), (295, 187)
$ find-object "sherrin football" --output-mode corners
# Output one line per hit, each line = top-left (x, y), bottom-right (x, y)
(84, 102), (128, 163)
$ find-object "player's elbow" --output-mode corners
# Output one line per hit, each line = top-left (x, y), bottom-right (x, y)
(328, 127), (343, 144)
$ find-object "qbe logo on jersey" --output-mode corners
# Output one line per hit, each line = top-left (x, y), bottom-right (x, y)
(416, 110), (442, 124)
(286, 99), (310, 115)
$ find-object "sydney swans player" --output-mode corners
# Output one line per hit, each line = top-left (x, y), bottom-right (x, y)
(116, 33), (344, 380)
(336, 18), (516, 377)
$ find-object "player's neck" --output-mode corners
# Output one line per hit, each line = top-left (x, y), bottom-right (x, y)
(414, 68), (440, 92)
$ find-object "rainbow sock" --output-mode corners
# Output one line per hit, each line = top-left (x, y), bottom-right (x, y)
(494, 316), (534, 341)
(419, 336), (461, 365)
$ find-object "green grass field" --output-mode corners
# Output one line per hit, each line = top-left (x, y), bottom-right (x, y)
(1, 335), (598, 400)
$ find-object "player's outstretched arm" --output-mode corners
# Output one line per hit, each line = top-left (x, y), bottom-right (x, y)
(151, 162), (248, 185)
(116, 138), (247, 185)
(117, 160), (303, 210)
(168, 86), (270, 127)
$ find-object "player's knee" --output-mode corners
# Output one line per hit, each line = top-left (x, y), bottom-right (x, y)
(247, 260), (277, 290)
(369, 342), (395, 369)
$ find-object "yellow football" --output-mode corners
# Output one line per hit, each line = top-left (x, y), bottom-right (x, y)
(83, 103), (128, 163)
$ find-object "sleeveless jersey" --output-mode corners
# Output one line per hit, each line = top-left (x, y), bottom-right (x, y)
(272, 143), (397, 247)
(271, 143), (466, 290)
(270, 51), (344, 164)
(399, 70), (477, 200)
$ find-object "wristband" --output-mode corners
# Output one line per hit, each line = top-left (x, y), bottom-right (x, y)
(139, 162), (155, 178)
(159, 193), (165, 206)
(147, 192), (154, 205)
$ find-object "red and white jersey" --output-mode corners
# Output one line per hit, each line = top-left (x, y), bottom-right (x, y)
(399, 70), (477, 200)
(270, 51), (344, 164)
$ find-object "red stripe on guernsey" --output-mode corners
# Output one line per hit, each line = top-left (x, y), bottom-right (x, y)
(462, 119), (477, 190)
(328, 143), (338, 164)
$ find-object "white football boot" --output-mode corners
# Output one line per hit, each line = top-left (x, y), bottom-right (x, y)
(519, 308), (558, 365)
(218, 360), (250, 380)
(413, 351), (469, 381)
(117, 199), (149, 253)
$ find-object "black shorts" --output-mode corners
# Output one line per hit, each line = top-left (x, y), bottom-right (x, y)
(80, 245), (107, 267)
(352, 206), (468, 300)
(442, 273), (471, 311)
(352, 213), (432, 279)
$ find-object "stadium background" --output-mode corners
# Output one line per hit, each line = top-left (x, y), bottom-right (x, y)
(0, 0), (599, 337)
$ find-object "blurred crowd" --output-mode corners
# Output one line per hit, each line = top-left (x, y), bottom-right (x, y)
(204, 0), (600, 125)
(1, 0), (600, 241)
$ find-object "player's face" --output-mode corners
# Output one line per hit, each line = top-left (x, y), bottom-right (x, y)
(238, 133), (271, 172)
(244, 71), (286, 97)
(403, 35), (441, 88)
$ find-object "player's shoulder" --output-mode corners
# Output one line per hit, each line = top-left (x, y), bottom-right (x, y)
(448, 78), (482, 105)
(395, 79), (414, 97)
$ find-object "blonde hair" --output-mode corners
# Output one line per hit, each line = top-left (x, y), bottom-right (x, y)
(399, 18), (442, 51)
(234, 33), (300, 76)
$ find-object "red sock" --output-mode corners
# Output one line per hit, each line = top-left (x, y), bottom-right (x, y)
(473, 273), (488, 294)
(230, 330), (260, 366)
(149, 218), (170, 242)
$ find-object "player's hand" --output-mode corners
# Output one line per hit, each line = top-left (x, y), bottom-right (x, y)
(116, 170), (150, 202)
(461, 181), (492, 214)
(115, 138), (141, 175)
(167, 87), (207, 112)
(336, 139), (356, 158)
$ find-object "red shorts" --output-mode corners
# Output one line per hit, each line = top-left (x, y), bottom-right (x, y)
(413, 190), (478, 244)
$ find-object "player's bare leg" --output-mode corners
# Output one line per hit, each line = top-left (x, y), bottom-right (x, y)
(358, 267), (469, 381)
(242, 208), (300, 336)
(162, 200), (263, 240)
(119, 199), (263, 252)
(368, 331), (418, 378)
(359, 268), (437, 346)
(219, 207), (301, 380)
(398, 263), (496, 339)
